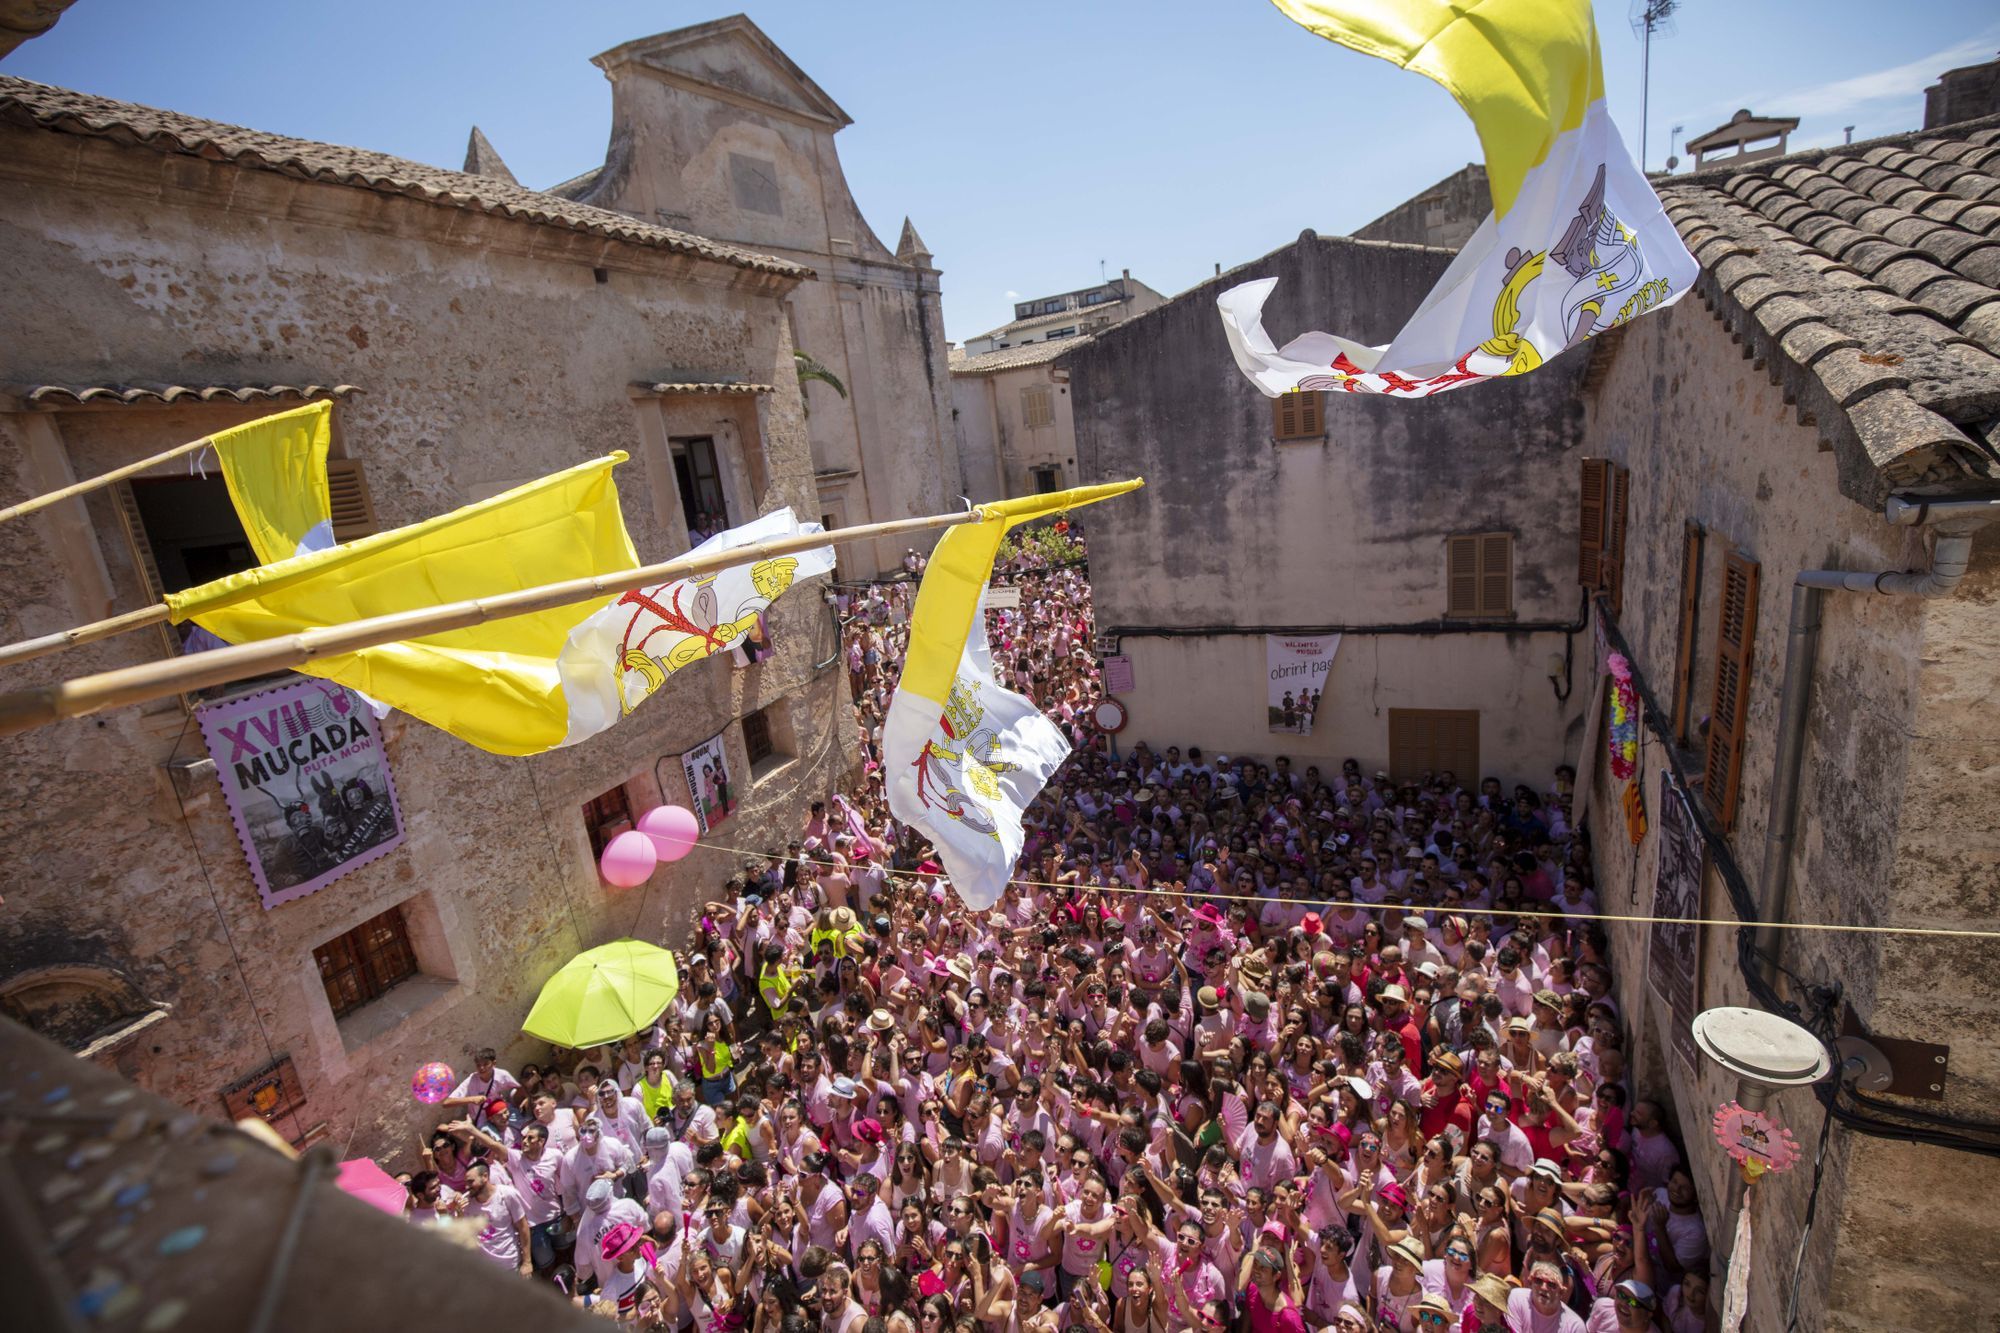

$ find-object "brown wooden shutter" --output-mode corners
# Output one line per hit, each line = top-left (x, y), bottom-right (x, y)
(1578, 457), (1609, 587)
(1447, 536), (1480, 616)
(1298, 391), (1324, 437)
(1702, 550), (1760, 831)
(1603, 464), (1630, 613)
(110, 482), (168, 604)
(1274, 394), (1299, 439)
(326, 459), (378, 542)
(1670, 522), (1704, 745)
(1479, 532), (1513, 615)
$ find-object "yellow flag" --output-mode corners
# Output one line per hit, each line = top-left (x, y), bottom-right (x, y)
(212, 402), (335, 564)
(166, 455), (639, 756)
(1271, 0), (1602, 218)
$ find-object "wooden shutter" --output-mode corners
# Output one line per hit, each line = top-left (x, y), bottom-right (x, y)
(326, 459), (378, 543)
(1603, 464), (1630, 613)
(1447, 536), (1480, 616)
(1479, 532), (1513, 615)
(1702, 551), (1760, 831)
(110, 482), (168, 603)
(1670, 523), (1704, 745)
(1272, 391), (1324, 440)
(1578, 457), (1610, 587)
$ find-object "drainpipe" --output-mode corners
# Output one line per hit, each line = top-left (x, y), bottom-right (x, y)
(1752, 494), (2000, 989)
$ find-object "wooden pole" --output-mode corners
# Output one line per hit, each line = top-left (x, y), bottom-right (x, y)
(0, 603), (172, 669)
(0, 507), (985, 739)
(0, 431), (217, 524)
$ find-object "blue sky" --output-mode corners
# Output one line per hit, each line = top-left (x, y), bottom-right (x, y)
(7, 2), (1996, 341)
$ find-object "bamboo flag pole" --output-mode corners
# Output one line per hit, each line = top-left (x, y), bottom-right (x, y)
(0, 430), (218, 524)
(0, 603), (172, 669)
(0, 505), (998, 739)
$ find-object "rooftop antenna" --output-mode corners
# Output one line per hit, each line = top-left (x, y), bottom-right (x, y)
(1630, 0), (1680, 170)
(1844, 125), (1855, 145)
(1667, 122), (1685, 172)
(1100, 259), (1107, 284)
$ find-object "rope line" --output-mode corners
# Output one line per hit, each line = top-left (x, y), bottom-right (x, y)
(678, 833), (2000, 943)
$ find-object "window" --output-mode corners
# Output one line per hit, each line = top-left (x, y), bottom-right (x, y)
(313, 907), (418, 1020)
(672, 437), (731, 535)
(1702, 550), (1760, 832)
(1577, 457), (1630, 613)
(1272, 391), (1325, 441)
(1043, 327), (1076, 341)
(583, 783), (634, 859)
(1031, 466), (1061, 494)
(1670, 523), (1706, 746)
(743, 708), (773, 767)
(1084, 291), (1106, 305)
(1387, 709), (1479, 786)
(1446, 533), (1513, 618)
(1022, 386), (1055, 429)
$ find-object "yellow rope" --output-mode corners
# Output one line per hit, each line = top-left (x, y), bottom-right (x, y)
(683, 834), (2000, 943)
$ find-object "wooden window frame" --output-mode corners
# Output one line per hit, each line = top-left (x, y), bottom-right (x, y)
(583, 784), (634, 860)
(313, 907), (419, 1020)
(1670, 522), (1706, 746)
(743, 708), (774, 767)
(1701, 550), (1760, 831)
(1031, 466), (1061, 494)
(1272, 391), (1326, 441)
(1577, 456), (1630, 611)
(1446, 532), (1514, 618)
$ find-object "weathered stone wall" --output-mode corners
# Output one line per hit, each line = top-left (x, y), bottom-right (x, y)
(577, 23), (961, 577)
(1353, 164), (1489, 250)
(1580, 293), (2000, 1331)
(950, 362), (1080, 504)
(1067, 233), (1590, 775)
(0, 124), (856, 1160)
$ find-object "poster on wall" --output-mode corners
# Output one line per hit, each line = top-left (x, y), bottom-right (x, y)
(1265, 634), (1341, 735)
(1649, 767), (1706, 1073)
(198, 679), (404, 910)
(1102, 654), (1136, 695)
(682, 730), (738, 834)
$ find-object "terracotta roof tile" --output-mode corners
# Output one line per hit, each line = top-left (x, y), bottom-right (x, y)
(1657, 111), (2000, 502)
(948, 337), (1090, 375)
(0, 76), (807, 279)
(12, 383), (361, 407)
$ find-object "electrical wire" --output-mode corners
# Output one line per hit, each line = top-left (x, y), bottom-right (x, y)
(1782, 1099), (1836, 1333)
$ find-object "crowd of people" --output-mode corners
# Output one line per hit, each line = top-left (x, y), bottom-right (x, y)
(399, 530), (1710, 1333)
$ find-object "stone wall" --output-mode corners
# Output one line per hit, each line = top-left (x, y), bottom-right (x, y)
(0, 123), (856, 1160)
(1579, 293), (2000, 1332)
(1353, 164), (1489, 250)
(1066, 232), (1590, 775)
(950, 361), (1081, 504)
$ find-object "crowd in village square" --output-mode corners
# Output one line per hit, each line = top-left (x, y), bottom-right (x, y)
(395, 535), (1703, 1333)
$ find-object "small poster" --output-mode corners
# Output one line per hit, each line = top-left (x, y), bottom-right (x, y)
(198, 679), (404, 910)
(1649, 768), (1705, 1073)
(986, 585), (1023, 611)
(682, 730), (738, 834)
(1266, 633), (1341, 734)
(1102, 654), (1136, 695)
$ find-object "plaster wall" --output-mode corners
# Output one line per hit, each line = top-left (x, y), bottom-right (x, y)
(1579, 294), (2000, 1332)
(577, 31), (959, 576)
(950, 363), (1080, 503)
(1068, 234), (1590, 780)
(0, 128), (856, 1159)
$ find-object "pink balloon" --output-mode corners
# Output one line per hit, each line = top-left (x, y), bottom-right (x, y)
(637, 804), (702, 862)
(411, 1061), (454, 1104)
(599, 829), (658, 887)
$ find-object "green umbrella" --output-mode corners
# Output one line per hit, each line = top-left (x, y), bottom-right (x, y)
(522, 939), (680, 1049)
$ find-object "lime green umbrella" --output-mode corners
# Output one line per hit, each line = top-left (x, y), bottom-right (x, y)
(522, 939), (680, 1048)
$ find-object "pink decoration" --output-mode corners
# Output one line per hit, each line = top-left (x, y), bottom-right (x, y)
(637, 804), (702, 863)
(411, 1061), (454, 1105)
(599, 830), (659, 887)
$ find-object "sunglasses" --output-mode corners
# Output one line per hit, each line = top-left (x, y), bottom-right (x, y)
(1416, 1316), (1450, 1328)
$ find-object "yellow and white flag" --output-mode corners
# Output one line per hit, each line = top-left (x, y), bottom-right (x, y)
(1217, 0), (1696, 398)
(168, 456), (830, 757)
(883, 481), (1141, 910)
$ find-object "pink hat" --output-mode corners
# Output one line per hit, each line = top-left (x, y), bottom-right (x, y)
(853, 1118), (885, 1145)
(1377, 1181), (1410, 1211)
(600, 1221), (649, 1261)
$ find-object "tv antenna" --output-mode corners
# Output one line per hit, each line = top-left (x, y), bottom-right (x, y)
(1630, 0), (1680, 171)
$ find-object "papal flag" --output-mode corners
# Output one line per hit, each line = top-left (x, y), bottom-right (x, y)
(1216, 0), (1697, 398)
(167, 455), (831, 756)
(211, 401), (338, 561)
(883, 480), (1141, 909)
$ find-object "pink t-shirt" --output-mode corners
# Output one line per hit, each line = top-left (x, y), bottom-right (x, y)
(1245, 1282), (1307, 1333)
(468, 1185), (526, 1266)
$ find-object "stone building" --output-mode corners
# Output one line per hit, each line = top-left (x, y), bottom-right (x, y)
(0, 75), (855, 1156)
(1351, 163), (1489, 250)
(951, 272), (1168, 503)
(550, 15), (961, 579)
(1575, 111), (2000, 1331)
(1066, 232), (1592, 784)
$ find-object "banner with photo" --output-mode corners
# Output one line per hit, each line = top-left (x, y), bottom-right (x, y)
(1649, 768), (1706, 1073)
(682, 730), (738, 834)
(1266, 633), (1340, 734)
(198, 679), (404, 910)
